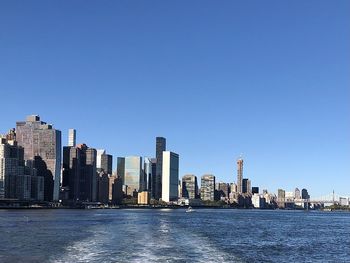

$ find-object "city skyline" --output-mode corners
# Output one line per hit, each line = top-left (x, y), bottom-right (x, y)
(0, 114), (347, 198)
(0, 1), (349, 197)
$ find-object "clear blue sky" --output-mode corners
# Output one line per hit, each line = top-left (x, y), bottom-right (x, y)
(1, 1), (349, 197)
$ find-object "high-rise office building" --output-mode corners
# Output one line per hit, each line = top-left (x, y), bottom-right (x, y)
(217, 182), (229, 199)
(101, 154), (112, 175)
(62, 143), (97, 202)
(112, 176), (123, 205)
(302, 188), (310, 209)
(68, 129), (76, 147)
(162, 151), (179, 202)
(242, 178), (251, 194)
(252, 187), (259, 194)
(96, 150), (105, 170)
(97, 171), (109, 204)
(0, 137), (24, 199)
(31, 156), (53, 201)
(201, 174), (215, 201)
(182, 174), (198, 199)
(143, 157), (154, 192)
(155, 137), (166, 200)
(123, 156), (142, 197)
(16, 115), (61, 201)
(237, 158), (243, 194)
(97, 149), (113, 175)
(117, 157), (125, 178)
(230, 183), (237, 193)
(277, 189), (286, 208)
(151, 158), (157, 198)
(0, 136), (43, 201)
(301, 188), (309, 199)
(294, 188), (301, 199)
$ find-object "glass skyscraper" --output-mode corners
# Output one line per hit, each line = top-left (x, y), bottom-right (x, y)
(155, 137), (166, 200)
(124, 156), (142, 197)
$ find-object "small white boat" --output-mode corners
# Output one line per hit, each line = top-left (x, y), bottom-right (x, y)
(186, 206), (195, 213)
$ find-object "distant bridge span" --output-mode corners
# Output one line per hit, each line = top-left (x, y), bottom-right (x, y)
(281, 192), (348, 205)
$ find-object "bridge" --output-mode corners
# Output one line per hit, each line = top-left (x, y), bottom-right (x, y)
(280, 192), (349, 206)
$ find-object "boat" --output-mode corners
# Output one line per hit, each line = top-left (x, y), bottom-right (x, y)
(186, 206), (195, 213)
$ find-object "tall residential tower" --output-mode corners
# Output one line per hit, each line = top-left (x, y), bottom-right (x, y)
(237, 158), (243, 194)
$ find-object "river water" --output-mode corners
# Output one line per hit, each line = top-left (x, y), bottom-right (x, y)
(0, 209), (349, 262)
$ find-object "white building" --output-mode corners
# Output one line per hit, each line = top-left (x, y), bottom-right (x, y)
(96, 149), (106, 170)
(252, 193), (265, 208)
(68, 129), (76, 147)
(162, 151), (179, 203)
(339, 197), (349, 206)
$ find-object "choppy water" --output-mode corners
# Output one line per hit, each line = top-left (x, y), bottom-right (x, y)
(0, 209), (349, 262)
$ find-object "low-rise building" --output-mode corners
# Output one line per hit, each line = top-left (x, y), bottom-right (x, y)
(138, 191), (149, 205)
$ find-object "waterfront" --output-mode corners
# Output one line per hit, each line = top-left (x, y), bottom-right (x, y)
(0, 209), (349, 262)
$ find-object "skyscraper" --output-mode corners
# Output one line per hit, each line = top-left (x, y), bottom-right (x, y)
(16, 115), (61, 201)
(237, 158), (243, 194)
(143, 157), (153, 192)
(201, 174), (215, 201)
(230, 183), (237, 193)
(302, 188), (310, 209)
(0, 137), (24, 199)
(62, 143), (97, 202)
(155, 137), (166, 200)
(117, 157), (125, 178)
(96, 149), (105, 170)
(294, 188), (301, 199)
(277, 189), (286, 208)
(68, 129), (76, 147)
(101, 154), (112, 175)
(0, 136), (43, 201)
(252, 187), (259, 194)
(182, 174), (198, 199)
(242, 178), (251, 194)
(162, 151), (179, 203)
(97, 171), (109, 204)
(97, 149), (113, 174)
(217, 182), (229, 199)
(151, 158), (157, 198)
(112, 176), (123, 205)
(123, 156), (142, 197)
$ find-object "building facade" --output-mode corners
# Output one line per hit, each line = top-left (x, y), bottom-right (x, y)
(155, 137), (166, 200)
(201, 174), (215, 201)
(162, 151), (179, 202)
(123, 156), (142, 197)
(112, 176), (123, 205)
(237, 158), (243, 194)
(68, 129), (76, 147)
(242, 178), (251, 194)
(16, 115), (61, 201)
(182, 174), (198, 199)
(0, 137), (44, 201)
(62, 144), (97, 202)
(277, 189), (286, 208)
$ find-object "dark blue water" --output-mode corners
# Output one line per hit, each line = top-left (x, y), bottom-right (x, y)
(0, 209), (349, 262)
